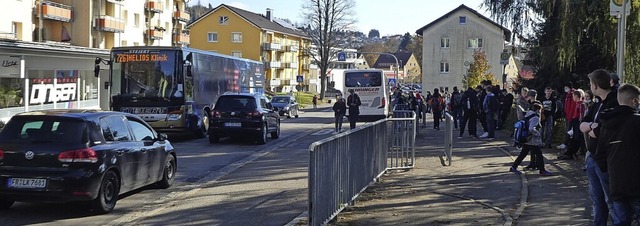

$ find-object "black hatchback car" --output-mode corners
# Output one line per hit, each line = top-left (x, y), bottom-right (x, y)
(208, 93), (280, 144)
(0, 110), (177, 213)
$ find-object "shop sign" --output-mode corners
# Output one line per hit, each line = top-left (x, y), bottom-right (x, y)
(30, 78), (78, 104)
(0, 55), (20, 77)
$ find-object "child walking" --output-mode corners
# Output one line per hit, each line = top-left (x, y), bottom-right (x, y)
(510, 101), (553, 176)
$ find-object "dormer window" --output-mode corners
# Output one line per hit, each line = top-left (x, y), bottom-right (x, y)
(459, 16), (467, 24)
(219, 16), (229, 25)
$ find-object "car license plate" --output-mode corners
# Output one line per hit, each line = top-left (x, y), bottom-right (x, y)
(224, 122), (241, 127)
(7, 178), (47, 189)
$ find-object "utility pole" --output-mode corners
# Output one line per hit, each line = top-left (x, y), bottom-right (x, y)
(616, 0), (628, 83)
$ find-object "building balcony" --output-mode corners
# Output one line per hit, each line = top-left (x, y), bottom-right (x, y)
(173, 33), (189, 44)
(301, 64), (310, 70)
(262, 43), (281, 51)
(288, 45), (299, 52)
(145, 1), (163, 13)
(285, 62), (298, 69)
(0, 32), (17, 40)
(264, 61), (281, 69)
(146, 29), (163, 40)
(173, 11), (190, 22)
(94, 15), (125, 33)
(36, 1), (72, 22)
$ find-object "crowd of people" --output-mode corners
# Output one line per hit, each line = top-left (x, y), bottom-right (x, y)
(390, 70), (639, 224)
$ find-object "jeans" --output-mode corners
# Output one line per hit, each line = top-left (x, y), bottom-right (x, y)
(479, 111), (488, 133)
(486, 112), (495, 138)
(612, 198), (640, 226)
(334, 113), (344, 132)
(452, 108), (462, 128)
(542, 115), (554, 147)
(586, 155), (620, 225)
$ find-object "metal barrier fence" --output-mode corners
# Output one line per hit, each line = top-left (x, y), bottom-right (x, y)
(389, 110), (417, 169)
(443, 112), (453, 166)
(308, 113), (416, 226)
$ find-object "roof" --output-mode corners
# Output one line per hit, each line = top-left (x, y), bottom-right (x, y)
(187, 4), (309, 39)
(415, 4), (511, 42)
(372, 52), (414, 68)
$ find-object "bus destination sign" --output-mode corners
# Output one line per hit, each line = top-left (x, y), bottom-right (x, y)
(115, 53), (169, 63)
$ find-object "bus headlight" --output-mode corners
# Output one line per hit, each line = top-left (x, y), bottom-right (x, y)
(167, 110), (183, 121)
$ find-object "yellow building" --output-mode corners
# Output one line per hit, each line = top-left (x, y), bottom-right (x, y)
(187, 4), (312, 92)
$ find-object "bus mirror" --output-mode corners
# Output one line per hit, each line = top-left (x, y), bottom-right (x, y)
(94, 64), (100, 77)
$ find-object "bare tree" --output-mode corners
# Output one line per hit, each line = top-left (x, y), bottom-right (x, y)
(301, 0), (357, 100)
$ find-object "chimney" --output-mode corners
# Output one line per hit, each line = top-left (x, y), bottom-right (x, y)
(266, 8), (273, 21)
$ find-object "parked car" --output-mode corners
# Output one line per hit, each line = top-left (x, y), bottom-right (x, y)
(271, 95), (299, 118)
(208, 93), (280, 144)
(0, 109), (176, 213)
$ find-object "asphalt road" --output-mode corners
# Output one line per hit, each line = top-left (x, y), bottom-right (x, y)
(0, 107), (339, 226)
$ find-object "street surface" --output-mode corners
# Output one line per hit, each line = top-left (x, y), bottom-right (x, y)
(0, 107), (340, 226)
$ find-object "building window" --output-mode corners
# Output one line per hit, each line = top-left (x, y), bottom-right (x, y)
(134, 13), (140, 27)
(468, 38), (483, 48)
(440, 62), (449, 73)
(459, 16), (467, 24)
(219, 16), (229, 25)
(440, 37), (450, 48)
(133, 42), (139, 46)
(232, 32), (242, 43)
(123, 10), (128, 25)
(121, 40), (127, 46)
(231, 51), (242, 58)
(207, 32), (218, 42)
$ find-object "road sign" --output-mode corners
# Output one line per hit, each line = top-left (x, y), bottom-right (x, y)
(388, 78), (397, 87)
(610, 0), (630, 16)
(337, 52), (346, 61)
(500, 51), (511, 65)
(296, 75), (304, 83)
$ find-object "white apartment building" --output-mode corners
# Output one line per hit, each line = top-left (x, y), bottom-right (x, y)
(416, 4), (511, 93)
(0, 0), (189, 122)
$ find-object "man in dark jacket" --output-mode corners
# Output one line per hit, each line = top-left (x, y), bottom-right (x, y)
(346, 89), (361, 129)
(579, 69), (620, 225)
(540, 87), (557, 148)
(499, 89), (514, 130)
(458, 87), (479, 138)
(332, 95), (347, 133)
(599, 84), (640, 225)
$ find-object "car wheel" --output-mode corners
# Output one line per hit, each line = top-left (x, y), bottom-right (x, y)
(208, 134), (220, 143)
(256, 123), (268, 144)
(295, 109), (299, 118)
(286, 110), (292, 118)
(156, 154), (176, 189)
(270, 120), (280, 139)
(92, 171), (120, 214)
(0, 198), (14, 209)
(194, 116), (208, 138)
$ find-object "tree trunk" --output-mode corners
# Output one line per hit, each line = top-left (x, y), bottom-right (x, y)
(319, 67), (327, 100)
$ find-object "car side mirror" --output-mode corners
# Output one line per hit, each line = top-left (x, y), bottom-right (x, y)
(157, 133), (168, 141)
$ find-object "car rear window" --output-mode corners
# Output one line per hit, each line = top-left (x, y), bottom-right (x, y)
(214, 96), (257, 111)
(271, 96), (290, 103)
(0, 117), (87, 144)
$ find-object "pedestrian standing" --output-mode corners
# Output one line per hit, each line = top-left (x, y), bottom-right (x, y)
(459, 87), (479, 138)
(600, 84), (640, 225)
(578, 69), (620, 225)
(429, 89), (445, 130)
(509, 101), (553, 176)
(481, 85), (499, 139)
(332, 95), (346, 133)
(425, 91), (432, 113)
(478, 82), (490, 137)
(451, 86), (463, 130)
(540, 87), (557, 149)
(346, 89), (361, 130)
(312, 95), (318, 110)
(559, 89), (587, 160)
(557, 82), (577, 150)
(499, 89), (514, 130)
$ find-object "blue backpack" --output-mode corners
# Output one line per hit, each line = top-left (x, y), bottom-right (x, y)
(513, 114), (538, 147)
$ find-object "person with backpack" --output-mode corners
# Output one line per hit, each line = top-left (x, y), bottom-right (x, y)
(510, 101), (553, 176)
(430, 88), (445, 130)
(451, 86), (463, 130)
(346, 89), (362, 129)
(459, 87), (479, 138)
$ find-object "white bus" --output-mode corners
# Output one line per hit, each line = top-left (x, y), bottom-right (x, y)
(343, 69), (390, 121)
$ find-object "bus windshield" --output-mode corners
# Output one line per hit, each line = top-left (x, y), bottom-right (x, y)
(345, 71), (382, 87)
(111, 50), (182, 100)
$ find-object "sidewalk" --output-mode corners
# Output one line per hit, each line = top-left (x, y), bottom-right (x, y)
(328, 114), (592, 225)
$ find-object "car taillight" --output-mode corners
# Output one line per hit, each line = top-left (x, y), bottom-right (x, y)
(382, 96), (386, 108)
(0, 149), (4, 160)
(58, 148), (98, 163)
(247, 109), (262, 118)
(211, 110), (221, 118)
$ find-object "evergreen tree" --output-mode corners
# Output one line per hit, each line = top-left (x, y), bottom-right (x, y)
(368, 29), (380, 38)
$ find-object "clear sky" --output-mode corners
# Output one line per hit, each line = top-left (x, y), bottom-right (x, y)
(190, 0), (490, 36)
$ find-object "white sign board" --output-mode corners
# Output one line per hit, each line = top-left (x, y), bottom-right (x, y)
(0, 55), (20, 77)
(610, 0), (630, 16)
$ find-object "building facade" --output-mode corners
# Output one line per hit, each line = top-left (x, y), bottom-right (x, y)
(0, 0), (190, 123)
(416, 4), (511, 93)
(371, 52), (421, 85)
(187, 4), (311, 93)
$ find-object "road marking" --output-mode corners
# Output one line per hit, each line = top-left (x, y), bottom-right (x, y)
(311, 129), (334, 135)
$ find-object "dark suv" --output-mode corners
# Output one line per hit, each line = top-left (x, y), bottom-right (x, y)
(208, 93), (280, 144)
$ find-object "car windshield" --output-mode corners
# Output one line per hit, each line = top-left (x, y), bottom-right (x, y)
(271, 96), (290, 103)
(0, 117), (87, 144)
(214, 96), (257, 111)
